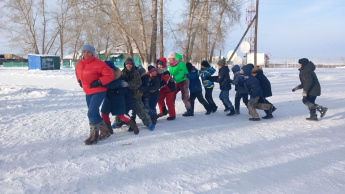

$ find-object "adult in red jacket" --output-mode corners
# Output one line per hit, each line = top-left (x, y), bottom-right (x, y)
(75, 44), (114, 145)
(156, 57), (176, 120)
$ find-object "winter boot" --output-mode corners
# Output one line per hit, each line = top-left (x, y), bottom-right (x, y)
(98, 121), (110, 141)
(227, 107), (236, 116)
(205, 108), (212, 115)
(317, 106), (328, 118)
(113, 116), (124, 128)
(306, 109), (318, 121)
(84, 124), (99, 145)
(262, 114), (273, 119)
(224, 105), (230, 112)
(212, 105), (218, 113)
(167, 116), (176, 120)
(157, 106), (168, 118)
(126, 119), (139, 135)
(262, 105), (274, 119)
(182, 108), (194, 117)
(147, 123), (155, 131)
(249, 118), (260, 121)
(106, 122), (114, 134)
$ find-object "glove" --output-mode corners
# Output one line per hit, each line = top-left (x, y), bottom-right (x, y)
(292, 86), (299, 92)
(121, 80), (129, 87)
(90, 80), (102, 88)
(79, 81), (82, 88)
(302, 91), (307, 97)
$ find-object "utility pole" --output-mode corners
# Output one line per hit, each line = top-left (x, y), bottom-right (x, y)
(254, 0), (259, 66)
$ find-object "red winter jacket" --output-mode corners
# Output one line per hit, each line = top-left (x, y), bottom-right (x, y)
(75, 56), (114, 95)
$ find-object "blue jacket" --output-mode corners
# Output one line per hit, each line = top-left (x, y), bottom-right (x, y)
(148, 75), (160, 98)
(101, 69), (127, 115)
(242, 65), (263, 99)
(199, 66), (216, 88)
(232, 72), (248, 94)
(187, 66), (203, 93)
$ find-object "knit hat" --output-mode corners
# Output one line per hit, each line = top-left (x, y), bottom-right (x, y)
(81, 44), (95, 55)
(231, 65), (241, 73)
(148, 65), (157, 74)
(217, 58), (226, 67)
(201, 60), (210, 68)
(137, 65), (146, 75)
(168, 51), (176, 59)
(124, 57), (135, 66)
(104, 61), (116, 70)
(298, 58), (309, 67)
(186, 62), (193, 73)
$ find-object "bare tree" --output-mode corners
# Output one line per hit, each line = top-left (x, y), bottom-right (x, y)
(2, 0), (60, 54)
(159, 0), (164, 58)
(150, 0), (158, 64)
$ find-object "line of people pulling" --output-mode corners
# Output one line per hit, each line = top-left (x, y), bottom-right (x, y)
(75, 44), (326, 146)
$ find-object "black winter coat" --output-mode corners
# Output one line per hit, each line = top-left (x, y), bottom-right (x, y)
(216, 66), (232, 91)
(298, 61), (321, 96)
(252, 68), (272, 97)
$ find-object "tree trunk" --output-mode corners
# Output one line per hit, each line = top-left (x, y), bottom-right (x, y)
(159, 0), (164, 58)
(183, 0), (197, 63)
(150, 0), (158, 65)
(41, 0), (46, 54)
(188, 1), (207, 62)
(135, 0), (149, 69)
(209, 6), (225, 62)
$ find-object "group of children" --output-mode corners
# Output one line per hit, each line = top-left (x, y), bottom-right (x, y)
(77, 44), (327, 146)
(94, 53), (280, 142)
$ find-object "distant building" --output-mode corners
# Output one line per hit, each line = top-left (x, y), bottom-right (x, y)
(0, 54), (27, 66)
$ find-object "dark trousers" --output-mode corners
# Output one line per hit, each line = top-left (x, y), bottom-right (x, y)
(234, 92), (248, 110)
(259, 97), (274, 115)
(205, 87), (217, 109)
(190, 91), (210, 113)
(143, 94), (159, 117)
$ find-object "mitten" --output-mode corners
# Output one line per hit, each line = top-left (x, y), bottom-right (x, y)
(121, 80), (129, 87)
(90, 80), (102, 88)
(292, 86), (299, 92)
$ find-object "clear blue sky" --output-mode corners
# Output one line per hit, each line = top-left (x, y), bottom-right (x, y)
(225, 0), (345, 60)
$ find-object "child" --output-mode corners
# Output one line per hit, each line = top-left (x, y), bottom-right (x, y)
(131, 66), (150, 124)
(199, 60), (218, 112)
(292, 58), (328, 121)
(147, 65), (161, 124)
(231, 65), (248, 114)
(100, 61), (139, 135)
(122, 58), (155, 131)
(168, 52), (193, 117)
(186, 62), (212, 115)
(249, 64), (276, 119)
(242, 64), (273, 121)
(156, 57), (176, 120)
(213, 58), (235, 116)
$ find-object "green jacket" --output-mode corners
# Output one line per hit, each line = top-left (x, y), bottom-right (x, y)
(168, 53), (189, 83)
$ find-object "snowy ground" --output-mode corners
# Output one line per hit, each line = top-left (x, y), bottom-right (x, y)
(1, 67), (345, 194)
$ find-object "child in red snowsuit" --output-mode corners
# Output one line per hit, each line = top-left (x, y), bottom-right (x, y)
(156, 57), (176, 120)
